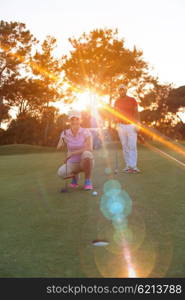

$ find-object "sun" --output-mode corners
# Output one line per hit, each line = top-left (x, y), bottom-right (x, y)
(51, 90), (105, 114)
(73, 91), (91, 111)
(72, 91), (104, 112)
(50, 91), (91, 114)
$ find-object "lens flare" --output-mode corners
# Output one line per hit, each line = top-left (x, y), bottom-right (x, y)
(103, 179), (122, 197)
(113, 227), (133, 244)
(128, 266), (137, 278)
(98, 207), (146, 255)
(123, 244), (137, 278)
(109, 202), (125, 215)
(101, 102), (185, 159)
(112, 215), (128, 230)
(94, 233), (157, 278)
(104, 167), (112, 175)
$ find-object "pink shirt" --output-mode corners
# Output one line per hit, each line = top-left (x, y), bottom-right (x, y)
(60, 127), (91, 163)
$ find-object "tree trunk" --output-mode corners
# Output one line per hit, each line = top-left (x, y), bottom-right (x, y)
(44, 121), (49, 146)
(43, 102), (49, 146)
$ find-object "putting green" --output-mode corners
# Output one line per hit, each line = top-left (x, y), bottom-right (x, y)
(0, 144), (185, 277)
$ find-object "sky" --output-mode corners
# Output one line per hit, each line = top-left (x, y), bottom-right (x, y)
(1, 0), (185, 88)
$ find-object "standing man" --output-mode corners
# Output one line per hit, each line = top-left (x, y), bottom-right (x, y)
(114, 84), (141, 173)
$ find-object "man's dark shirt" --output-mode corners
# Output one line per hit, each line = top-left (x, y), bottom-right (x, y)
(114, 96), (138, 123)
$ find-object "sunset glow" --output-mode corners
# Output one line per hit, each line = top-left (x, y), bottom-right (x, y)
(70, 92), (104, 112)
(73, 92), (92, 111)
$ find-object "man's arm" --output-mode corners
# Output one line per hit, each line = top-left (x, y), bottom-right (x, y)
(134, 104), (141, 131)
(135, 107), (140, 122)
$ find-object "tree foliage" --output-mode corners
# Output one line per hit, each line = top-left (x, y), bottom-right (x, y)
(63, 28), (152, 104)
(140, 82), (185, 138)
(0, 20), (37, 77)
(166, 85), (185, 114)
(0, 21), (184, 144)
(0, 21), (37, 123)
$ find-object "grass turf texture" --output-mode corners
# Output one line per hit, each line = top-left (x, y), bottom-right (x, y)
(0, 144), (185, 278)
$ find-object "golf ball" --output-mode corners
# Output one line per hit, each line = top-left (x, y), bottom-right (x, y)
(92, 191), (98, 196)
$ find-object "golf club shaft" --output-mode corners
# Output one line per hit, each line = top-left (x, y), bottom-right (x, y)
(65, 155), (68, 189)
(115, 144), (118, 172)
(62, 135), (68, 191)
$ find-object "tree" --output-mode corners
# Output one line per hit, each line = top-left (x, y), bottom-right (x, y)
(5, 112), (41, 145)
(0, 21), (37, 126)
(1, 77), (54, 115)
(166, 85), (185, 117)
(30, 36), (63, 95)
(140, 82), (172, 123)
(0, 21), (37, 77)
(30, 36), (63, 143)
(140, 82), (185, 138)
(166, 85), (185, 139)
(0, 101), (10, 126)
(63, 28), (151, 105)
(40, 106), (60, 146)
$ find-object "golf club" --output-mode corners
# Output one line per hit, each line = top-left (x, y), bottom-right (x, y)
(60, 157), (68, 192)
(114, 143), (118, 174)
(60, 132), (69, 193)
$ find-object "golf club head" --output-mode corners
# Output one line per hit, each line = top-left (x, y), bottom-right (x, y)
(60, 188), (68, 193)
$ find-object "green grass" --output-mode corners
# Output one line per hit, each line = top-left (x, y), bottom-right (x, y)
(0, 144), (185, 278)
(0, 144), (55, 155)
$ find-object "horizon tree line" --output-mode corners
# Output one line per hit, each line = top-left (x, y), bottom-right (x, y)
(0, 20), (184, 146)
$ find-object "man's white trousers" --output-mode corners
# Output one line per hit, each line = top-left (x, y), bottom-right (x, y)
(117, 124), (138, 169)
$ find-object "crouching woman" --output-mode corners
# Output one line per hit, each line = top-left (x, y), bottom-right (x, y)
(57, 111), (94, 190)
